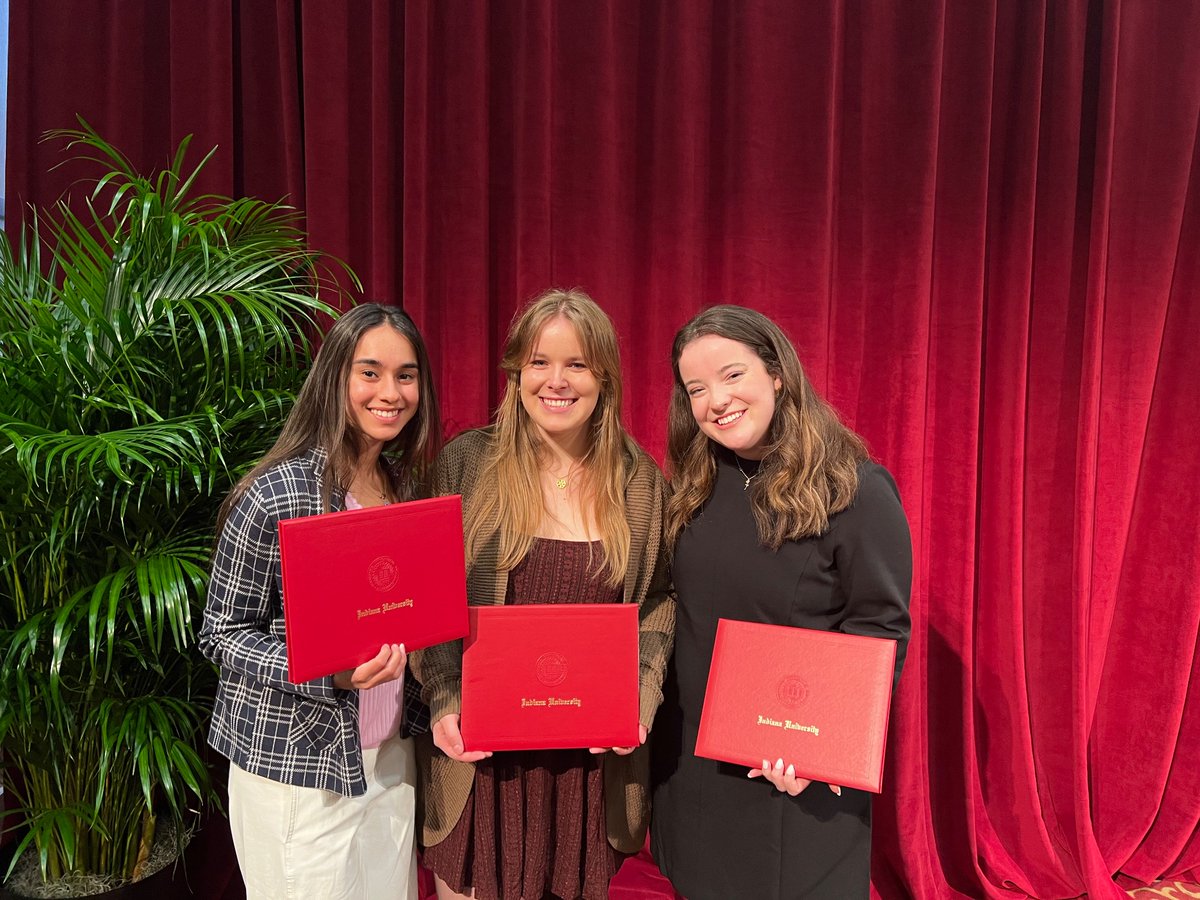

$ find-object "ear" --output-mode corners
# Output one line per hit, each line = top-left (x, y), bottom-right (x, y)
(773, 375), (783, 393)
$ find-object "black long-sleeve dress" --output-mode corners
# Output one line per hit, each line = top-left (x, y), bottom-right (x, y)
(651, 451), (912, 899)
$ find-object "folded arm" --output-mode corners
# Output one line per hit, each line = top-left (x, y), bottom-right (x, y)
(199, 484), (344, 703)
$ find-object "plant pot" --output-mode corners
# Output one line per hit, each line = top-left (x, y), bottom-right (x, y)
(1, 814), (244, 900)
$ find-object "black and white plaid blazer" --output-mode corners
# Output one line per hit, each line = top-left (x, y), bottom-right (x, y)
(200, 447), (428, 797)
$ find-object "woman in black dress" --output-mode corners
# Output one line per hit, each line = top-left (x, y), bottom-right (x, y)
(651, 305), (912, 899)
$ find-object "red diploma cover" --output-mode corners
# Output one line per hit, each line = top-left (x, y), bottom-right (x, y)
(695, 619), (898, 793)
(278, 495), (469, 684)
(460, 604), (640, 751)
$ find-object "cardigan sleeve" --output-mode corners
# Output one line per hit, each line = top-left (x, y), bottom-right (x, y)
(408, 436), (472, 721)
(632, 461), (676, 730)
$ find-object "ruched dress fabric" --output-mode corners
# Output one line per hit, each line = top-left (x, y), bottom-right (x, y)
(651, 452), (912, 900)
(422, 538), (628, 900)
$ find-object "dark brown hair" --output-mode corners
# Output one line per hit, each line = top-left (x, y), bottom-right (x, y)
(666, 305), (867, 548)
(218, 303), (442, 530)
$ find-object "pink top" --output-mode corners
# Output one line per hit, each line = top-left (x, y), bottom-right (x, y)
(345, 491), (405, 750)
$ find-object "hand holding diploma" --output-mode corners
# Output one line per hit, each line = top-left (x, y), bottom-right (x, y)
(433, 713), (494, 762)
(748, 757), (842, 797)
(589, 723), (648, 756)
(333, 642), (406, 690)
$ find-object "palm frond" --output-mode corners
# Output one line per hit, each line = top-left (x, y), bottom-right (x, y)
(0, 121), (353, 882)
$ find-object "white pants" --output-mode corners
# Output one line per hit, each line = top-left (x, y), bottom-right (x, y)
(228, 735), (418, 899)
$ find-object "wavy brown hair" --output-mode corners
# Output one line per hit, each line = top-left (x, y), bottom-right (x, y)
(665, 305), (867, 549)
(463, 288), (638, 587)
(218, 303), (442, 531)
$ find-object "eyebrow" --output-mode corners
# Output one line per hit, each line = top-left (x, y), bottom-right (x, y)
(353, 358), (419, 368)
(683, 362), (744, 386)
(528, 353), (588, 363)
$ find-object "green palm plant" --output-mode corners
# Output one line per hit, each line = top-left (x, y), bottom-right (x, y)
(0, 123), (341, 884)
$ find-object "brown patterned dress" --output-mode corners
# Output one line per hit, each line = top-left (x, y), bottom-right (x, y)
(422, 539), (628, 900)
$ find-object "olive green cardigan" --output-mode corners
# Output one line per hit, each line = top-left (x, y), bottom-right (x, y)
(410, 428), (676, 853)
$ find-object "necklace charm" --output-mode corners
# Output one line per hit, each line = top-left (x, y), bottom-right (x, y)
(734, 457), (757, 491)
(352, 467), (391, 503)
(546, 460), (579, 492)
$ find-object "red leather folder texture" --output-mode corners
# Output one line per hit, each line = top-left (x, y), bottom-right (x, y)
(460, 604), (640, 751)
(695, 619), (897, 793)
(278, 495), (469, 684)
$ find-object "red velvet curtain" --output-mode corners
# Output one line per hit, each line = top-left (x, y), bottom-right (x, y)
(5, 0), (398, 303)
(8, 2), (1200, 897)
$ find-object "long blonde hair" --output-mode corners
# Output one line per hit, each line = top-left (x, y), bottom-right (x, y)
(464, 288), (637, 586)
(666, 305), (867, 549)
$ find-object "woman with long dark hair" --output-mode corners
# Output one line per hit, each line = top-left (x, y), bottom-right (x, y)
(201, 303), (441, 899)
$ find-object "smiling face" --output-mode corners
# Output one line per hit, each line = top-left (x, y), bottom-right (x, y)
(346, 324), (420, 452)
(518, 315), (601, 450)
(677, 333), (782, 460)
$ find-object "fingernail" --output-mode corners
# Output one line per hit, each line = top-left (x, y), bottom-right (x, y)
(762, 760), (770, 771)
(786, 765), (795, 777)
(399, 642), (406, 653)
(775, 758), (784, 769)
(833, 786), (842, 796)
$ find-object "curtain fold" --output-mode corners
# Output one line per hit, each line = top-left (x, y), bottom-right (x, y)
(7, 1), (1199, 896)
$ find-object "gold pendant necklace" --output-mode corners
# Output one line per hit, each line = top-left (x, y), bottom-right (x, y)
(354, 470), (390, 502)
(548, 462), (578, 491)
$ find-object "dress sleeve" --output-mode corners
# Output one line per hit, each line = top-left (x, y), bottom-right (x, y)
(832, 464), (913, 687)
(199, 482), (341, 702)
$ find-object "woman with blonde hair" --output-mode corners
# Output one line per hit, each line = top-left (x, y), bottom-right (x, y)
(650, 305), (911, 899)
(411, 288), (674, 900)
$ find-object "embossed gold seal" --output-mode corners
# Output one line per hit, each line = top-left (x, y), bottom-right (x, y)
(367, 555), (399, 592)
(535, 651), (568, 687)
(777, 674), (808, 708)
